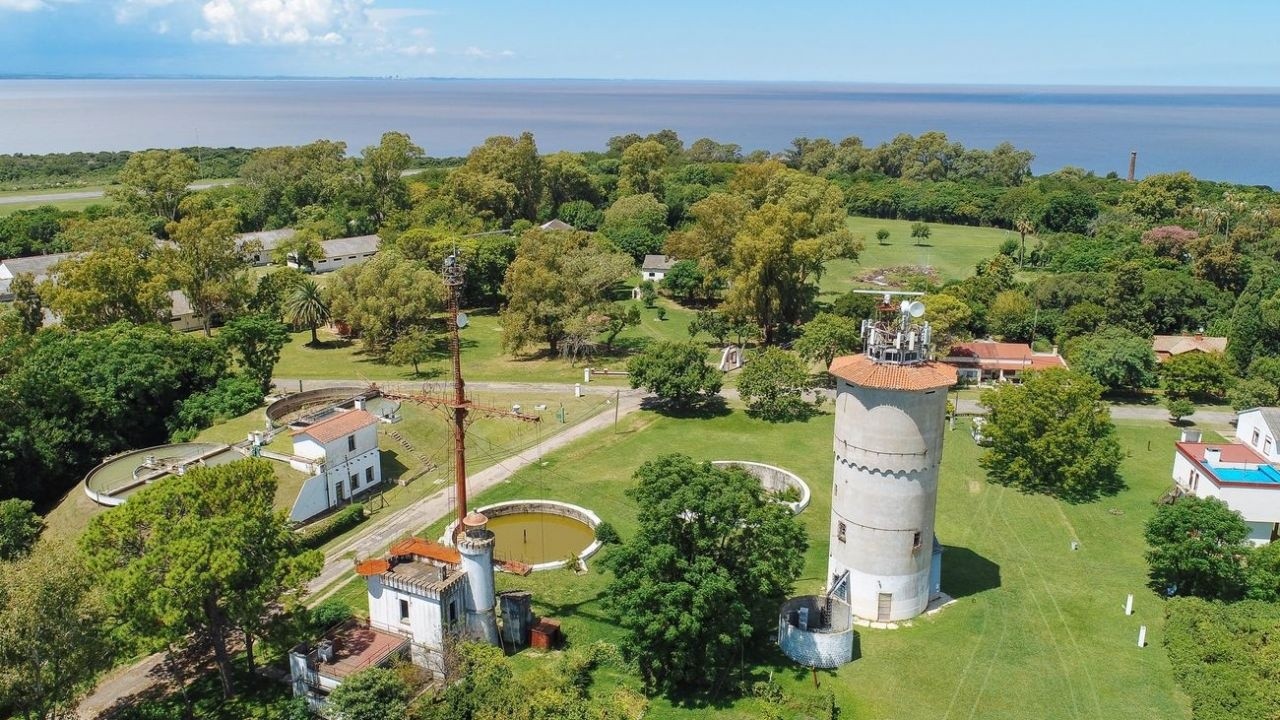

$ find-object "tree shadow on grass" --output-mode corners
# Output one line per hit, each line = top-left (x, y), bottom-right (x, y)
(639, 395), (731, 419)
(941, 545), (1002, 599)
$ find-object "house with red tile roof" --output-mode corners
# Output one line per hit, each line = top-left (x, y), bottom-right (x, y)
(1152, 333), (1228, 362)
(287, 409), (382, 522)
(940, 340), (1067, 384)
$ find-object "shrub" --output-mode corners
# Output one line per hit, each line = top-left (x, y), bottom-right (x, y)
(299, 503), (366, 549)
(309, 598), (354, 632)
(594, 521), (620, 545)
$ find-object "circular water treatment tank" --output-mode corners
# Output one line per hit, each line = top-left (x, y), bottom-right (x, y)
(444, 500), (601, 571)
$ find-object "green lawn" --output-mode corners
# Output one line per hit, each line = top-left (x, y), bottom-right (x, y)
(328, 406), (1191, 719)
(822, 216), (1023, 295)
(0, 197), (113, 217)
(274, 297), (711, 386)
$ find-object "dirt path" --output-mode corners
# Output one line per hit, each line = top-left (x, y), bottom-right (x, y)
(76, 383), (646, 718)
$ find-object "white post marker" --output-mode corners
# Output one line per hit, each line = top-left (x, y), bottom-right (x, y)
(584, 368), (591, 383)
(575, 383), (582, 398)
(1138, 625), (1147, 648)
(1125, 594), (1134, 616)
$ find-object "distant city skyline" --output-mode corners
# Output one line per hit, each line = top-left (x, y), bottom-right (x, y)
(2, 0), (1279, 86)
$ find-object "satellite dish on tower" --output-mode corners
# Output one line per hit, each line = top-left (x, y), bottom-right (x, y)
(456, 313), (469, 329)
(907, 301), (926, 318)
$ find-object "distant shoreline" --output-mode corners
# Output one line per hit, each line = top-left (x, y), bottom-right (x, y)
(3, 76), (1280, 92)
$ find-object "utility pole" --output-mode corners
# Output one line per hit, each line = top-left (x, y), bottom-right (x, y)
(382, 250), (540, 527)
(443, 252), (469, 525)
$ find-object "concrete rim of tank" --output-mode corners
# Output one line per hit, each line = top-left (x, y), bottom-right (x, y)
(441, 499), (603, 572)
(265, 385), (396, 428)
(711, 460), (811, 514)
(83, 442), (232, 506)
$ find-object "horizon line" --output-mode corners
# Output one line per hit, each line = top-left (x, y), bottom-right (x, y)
(3, 74), (1280, 91)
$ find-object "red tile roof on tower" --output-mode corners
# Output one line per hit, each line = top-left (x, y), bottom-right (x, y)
(389, 537), (461, 565)
(828, 354), (957, 391)
(292, 409), (378, 444)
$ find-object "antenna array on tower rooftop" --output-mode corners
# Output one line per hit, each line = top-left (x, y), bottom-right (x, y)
(856, 291), (932, 366)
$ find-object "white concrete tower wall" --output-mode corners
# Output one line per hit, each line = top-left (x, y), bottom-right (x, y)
(456, 513), (500, 645)
(830, 379), (949, 621)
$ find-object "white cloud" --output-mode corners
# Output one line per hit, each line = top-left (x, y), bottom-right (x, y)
(193, 0), (372, 46)
(462, 46), (514, 60)
(114, 0), (175, 23)
(0, 0), (76, 11)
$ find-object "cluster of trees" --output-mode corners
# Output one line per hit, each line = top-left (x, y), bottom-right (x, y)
(328, 642), (647, 720)
(1145, 496), (1280, 602)
(0, 146), (254, 190)
(0, 459), (321, 717)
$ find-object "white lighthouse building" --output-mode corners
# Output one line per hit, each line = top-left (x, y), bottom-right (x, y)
(826, 298), (956, 623)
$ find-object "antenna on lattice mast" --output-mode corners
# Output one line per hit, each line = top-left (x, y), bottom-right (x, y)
(442, 248), (469, 525)
(380, 243), (539, 527)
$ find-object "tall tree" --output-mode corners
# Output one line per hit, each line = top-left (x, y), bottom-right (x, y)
(461, 132), (545, 221)
(219, 313), (290, 392)
(0, 499), (43, 561)
(617, 139), (669, 197)
(794, 312), (861, 368)
(1145, 496), (1248, 600)
(107, 149), (197, 222)
(980, 368), (1124, 501)
(600, 193), (669, 262)
(737, 347), (814, 421)
(361, 131), (423, 225)
(167, 208), (256, 335)
(627, 341), (722, 408)
(0, 542), (113, 720)
(603, 455), (805, 694)
(285, 278), (331, 345)
(500, 229), (634, 354)
(81, 459), (322, 699)
(327, 251), (446, 355)
(1067, 326), (1159, 392)
(8, 272), (43, 336)
(41, 216), (171, 330)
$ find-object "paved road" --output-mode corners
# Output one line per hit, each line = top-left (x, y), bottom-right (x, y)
(0, 181), (232, 206)
(77, 381), (645, 719)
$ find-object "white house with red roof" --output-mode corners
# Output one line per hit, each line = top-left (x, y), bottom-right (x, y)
(1171, 408), (1280, 545)
(941, 340), (1067, 384)
(290, 519), (501, 709)
(287, 409), (382, 522)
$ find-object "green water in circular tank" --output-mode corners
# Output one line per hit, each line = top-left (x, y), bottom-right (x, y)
(487, 512), (595, 565)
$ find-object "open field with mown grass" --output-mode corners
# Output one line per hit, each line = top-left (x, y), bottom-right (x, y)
(331, 406), (1193, 719)
(274, 296), (713, 386)
(821, 216), (1028, 296)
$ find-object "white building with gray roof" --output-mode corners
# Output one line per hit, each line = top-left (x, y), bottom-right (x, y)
(293, 234), (381, 273)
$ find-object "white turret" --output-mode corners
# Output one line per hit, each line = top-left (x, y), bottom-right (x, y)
(456, 512), (499, 644)
(826, 294), (956, 622)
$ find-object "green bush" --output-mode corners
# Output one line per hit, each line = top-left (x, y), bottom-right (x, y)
(309, 598), (354, 632)
(594, 520), (620, 545)
(299, 503), (366, 549)
(167, 374), (265, 438)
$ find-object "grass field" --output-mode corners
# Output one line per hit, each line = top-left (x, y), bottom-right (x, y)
(821, 216), (1023, 296)
(274, 297), (709, 386)
(326, 405), (1192, 719)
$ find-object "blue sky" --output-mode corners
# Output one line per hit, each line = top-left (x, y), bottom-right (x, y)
(2, 0), (1278, 85)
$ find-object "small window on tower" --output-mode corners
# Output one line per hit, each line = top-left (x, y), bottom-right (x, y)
(448, 601), (457, 624)
(837, 522), (846, 543)
(912, 531), (922, 550)
(348, 434), (357, 452)
(399, 599), (410, 622)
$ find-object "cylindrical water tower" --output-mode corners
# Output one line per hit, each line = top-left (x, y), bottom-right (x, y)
(457, 512), (500, 644)
(826, 297), (956, 623)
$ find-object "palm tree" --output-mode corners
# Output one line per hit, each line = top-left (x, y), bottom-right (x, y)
(1015, 216), (1036, 268)
(285, 279), (330, 346)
